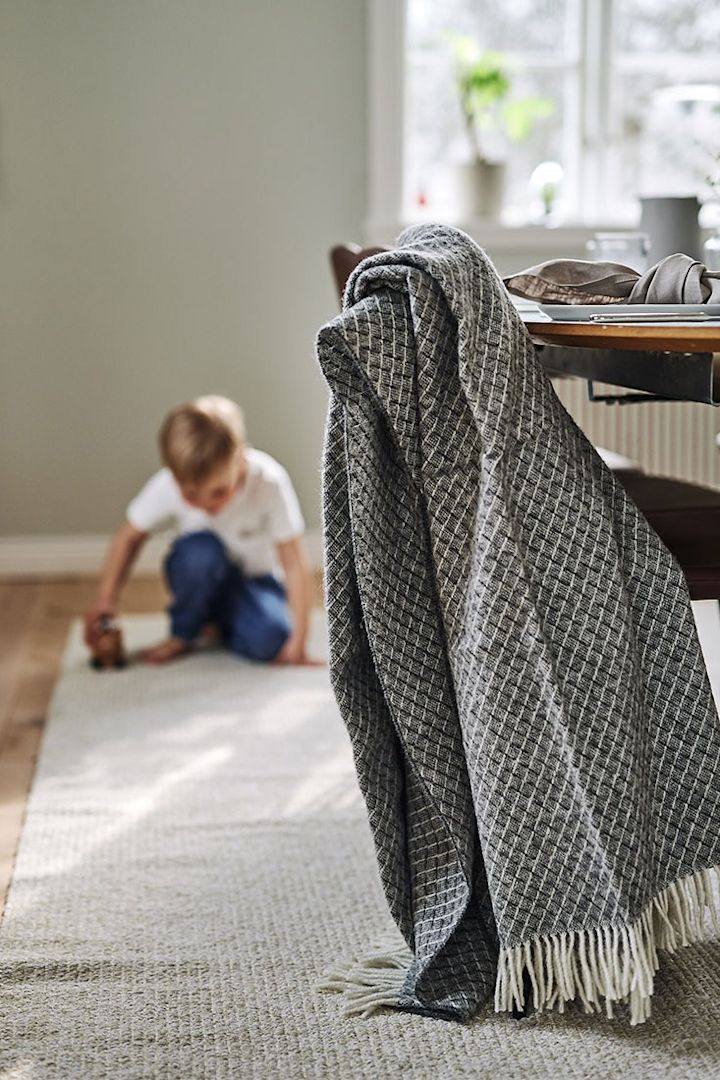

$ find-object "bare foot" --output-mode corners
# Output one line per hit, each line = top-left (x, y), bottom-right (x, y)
(141, 637), (192, 664)
(198, 623), (222, 647)
(271, 649), (327, 667)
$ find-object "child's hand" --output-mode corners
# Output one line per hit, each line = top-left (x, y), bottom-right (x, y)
(84, 604), (116, 647)
(272, 635), (325, 666)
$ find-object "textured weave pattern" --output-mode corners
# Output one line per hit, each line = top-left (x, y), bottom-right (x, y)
(316, 224), (720, 1022)
(2, 614), (720, 1077)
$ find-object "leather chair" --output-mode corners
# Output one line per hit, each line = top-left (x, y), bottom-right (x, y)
(330, 243), (720, 601)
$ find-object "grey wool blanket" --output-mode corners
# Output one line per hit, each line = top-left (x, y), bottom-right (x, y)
(315, 224), (720, 1027)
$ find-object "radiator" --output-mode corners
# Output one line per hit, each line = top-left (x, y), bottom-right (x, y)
(552, 378), (720, 490)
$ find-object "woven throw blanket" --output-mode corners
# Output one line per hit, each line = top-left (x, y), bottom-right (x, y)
(315, 223), (720, 1027)
(503, 252), (720, 304)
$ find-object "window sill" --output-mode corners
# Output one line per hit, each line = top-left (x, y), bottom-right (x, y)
(364, 215), (715, 267)
(366, 216), (636, 252)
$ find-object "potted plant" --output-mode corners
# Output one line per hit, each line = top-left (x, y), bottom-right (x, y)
(447, 35), (554, 219)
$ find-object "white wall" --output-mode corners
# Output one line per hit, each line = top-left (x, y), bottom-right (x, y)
(0, 0), (366, 539)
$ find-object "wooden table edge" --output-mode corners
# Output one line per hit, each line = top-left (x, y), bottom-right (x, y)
(524, 319), (720, 355)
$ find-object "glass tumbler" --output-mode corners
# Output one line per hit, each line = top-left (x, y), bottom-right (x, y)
(586, 232), (650, 273)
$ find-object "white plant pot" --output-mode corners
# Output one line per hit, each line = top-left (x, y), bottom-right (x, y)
(452, 160), (505, 220)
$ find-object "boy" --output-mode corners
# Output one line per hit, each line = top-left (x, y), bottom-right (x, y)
(84, 395), (317, 665)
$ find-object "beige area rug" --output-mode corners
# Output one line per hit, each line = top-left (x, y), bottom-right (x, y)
(1, 609), (720, 1079)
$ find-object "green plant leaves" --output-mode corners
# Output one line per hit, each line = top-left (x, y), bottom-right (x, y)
(444, 31), (555, 155)
(502, 97), (555, 142)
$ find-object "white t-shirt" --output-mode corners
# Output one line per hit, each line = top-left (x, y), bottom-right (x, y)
(126, 448), (305, 578)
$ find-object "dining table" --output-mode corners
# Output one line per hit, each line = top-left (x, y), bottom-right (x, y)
(522, 314), (720, 405)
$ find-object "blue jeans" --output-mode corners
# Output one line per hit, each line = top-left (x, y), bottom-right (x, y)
(163, 531), (291, 662)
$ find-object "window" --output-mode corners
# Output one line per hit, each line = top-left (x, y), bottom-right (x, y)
(394, 0), (720, 226)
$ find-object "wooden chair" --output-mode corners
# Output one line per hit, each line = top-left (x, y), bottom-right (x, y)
(330, 244), (388, 304)
(330, 243), (720, 601)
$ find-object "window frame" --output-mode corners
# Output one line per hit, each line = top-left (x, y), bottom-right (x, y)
(366, 0), (719, 253)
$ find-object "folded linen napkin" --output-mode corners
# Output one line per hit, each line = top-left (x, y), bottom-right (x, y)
(504, 252), (720, 304)
(316, 223), (720, 1027)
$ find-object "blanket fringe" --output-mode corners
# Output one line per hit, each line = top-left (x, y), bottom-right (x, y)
(318, 866), (720, 1024)
(495, 865), (720, 1026)
(316, 934), (410, 1018)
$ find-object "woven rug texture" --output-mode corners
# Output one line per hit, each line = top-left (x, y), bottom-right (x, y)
(0, 611), (719, 1079)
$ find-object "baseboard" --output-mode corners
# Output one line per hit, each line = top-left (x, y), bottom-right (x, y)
(0, 530), (323, 579)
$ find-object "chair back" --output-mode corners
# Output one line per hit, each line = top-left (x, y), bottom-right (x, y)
(329, 244), (388, 306)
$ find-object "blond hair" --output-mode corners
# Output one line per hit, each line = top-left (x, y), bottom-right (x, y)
(159, 395), (246, 484)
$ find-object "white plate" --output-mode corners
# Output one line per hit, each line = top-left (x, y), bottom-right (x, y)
(539, 303), (720, 322)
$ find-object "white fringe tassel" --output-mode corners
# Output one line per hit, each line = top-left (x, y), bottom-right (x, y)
(319, 865), (720, 1025)
(316, 935), (411, 1018)
(495, 865), (720, 1026)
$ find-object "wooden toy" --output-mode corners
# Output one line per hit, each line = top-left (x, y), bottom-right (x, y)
(90, 615), (127, 670)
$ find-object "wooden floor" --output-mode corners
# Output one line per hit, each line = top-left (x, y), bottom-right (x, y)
(0, 575), (170, 917)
